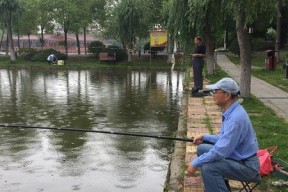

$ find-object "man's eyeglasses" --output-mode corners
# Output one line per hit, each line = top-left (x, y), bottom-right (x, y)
(210, 89), (227, 95)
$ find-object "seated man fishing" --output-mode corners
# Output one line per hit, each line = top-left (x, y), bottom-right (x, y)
(187, 77), (261, 192)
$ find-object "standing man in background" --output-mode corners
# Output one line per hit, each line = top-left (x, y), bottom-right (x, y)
(191, 36), (206, 96)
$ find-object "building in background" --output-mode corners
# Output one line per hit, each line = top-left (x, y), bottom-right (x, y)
(0, 33), (112, 54)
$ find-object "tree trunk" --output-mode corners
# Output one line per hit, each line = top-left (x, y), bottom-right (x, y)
(204, 25), (216, 75)
(6, 32), (9, 56)
(224, 30), (228, 50)
(7, 12), (17, 62)
(28, 34), (31, 48)
(128, 50), (132, 62)
(236, 10), (252, 98)
(167, 33), (175, 64)
(64, 29), (68, 56)
(17, 32), (20, 50)
(0, 31), (4, 51)
(41, 26), (44, 50)
(275, 0), (282, 62)
(75, 32), (80, 55)
(16, 17), (20, 50)
(83, 27), (87, 55)
(128, 38), (134, 63)
(167, 31), (175, 64)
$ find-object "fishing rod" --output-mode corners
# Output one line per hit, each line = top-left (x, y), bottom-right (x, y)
(0, 124), (195, 142)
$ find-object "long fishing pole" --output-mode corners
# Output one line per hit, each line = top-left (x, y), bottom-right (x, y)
(0, 124), (195, 142)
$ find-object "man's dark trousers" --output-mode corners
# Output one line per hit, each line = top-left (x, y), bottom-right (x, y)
(192, 58), (204, 92)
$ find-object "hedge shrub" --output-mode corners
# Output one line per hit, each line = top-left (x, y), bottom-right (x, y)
(88, 41), (106, 58)
(105, 45), (127, 62)
(18, 47), (38, 60)
(251, 38), (266, 51)
(228, 39), (240, 56)
(31, 49), (67, 62)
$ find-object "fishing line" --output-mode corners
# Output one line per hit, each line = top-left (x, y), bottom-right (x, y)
(0, 124), (195, 142)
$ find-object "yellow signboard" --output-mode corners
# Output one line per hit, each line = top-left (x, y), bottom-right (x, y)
(150, 31), (167, 47)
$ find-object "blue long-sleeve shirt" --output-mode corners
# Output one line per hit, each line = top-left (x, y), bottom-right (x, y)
(192, 101), (259, 167)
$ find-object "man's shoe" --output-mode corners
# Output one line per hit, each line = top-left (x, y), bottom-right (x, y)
(191, 92), (205, 97)
(191, 92), (197, 97)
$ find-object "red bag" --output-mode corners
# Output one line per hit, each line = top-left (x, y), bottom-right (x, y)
(257, 146), (277, 176)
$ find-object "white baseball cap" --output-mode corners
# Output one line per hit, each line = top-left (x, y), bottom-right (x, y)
(205, 77), (240, 95)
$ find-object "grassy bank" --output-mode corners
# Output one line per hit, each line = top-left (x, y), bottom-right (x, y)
(0, 55), (182, 70)
(226, 53), (288, 93)
(206, 65), (287, 159)
(245, 96), (288, 192)
(206, 66), (288, 191)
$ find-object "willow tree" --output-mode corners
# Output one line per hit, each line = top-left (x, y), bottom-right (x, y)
(0, 0), (22, 62)
(86, 0), (106, 55)
(275, 0), (288, 62)
(36, 0), (54, 50)
(163, 0), (195, 65)
(187, 0), (224, 75)
(69, 0), (88, 55)
(69, 0), (106, 55)
(17, 0), (39, 48)
(115, 0), (148, 62)
(52, 0), (75, 55)
(161, 0), (177, 64)
(224, 0), (271, 97)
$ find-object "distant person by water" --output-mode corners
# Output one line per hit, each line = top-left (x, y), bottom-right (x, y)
(47, 54), (57, 65)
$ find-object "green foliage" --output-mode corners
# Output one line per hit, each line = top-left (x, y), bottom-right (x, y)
(88, 42), (127, 61)
(36, 0), (54, 28)
(0, 0), (23, 19)
(251, 38), (265, 51)
(166, 0), (194, 53)
(18, 47), (37, 60)
(266, 27), (277, 40)
(250, 38), (275, 51)
(31, 49), (67, 62)
(228, 51), (288, 89)
(113, 0), (150, 49)
(241, 97), (288, 161)
(224, 0), (273, 23)
(88, 41), (106, 57)
(228, 39), (240, 55)
(144, 42), (150, 51)
(0, 0), (24, 62)
(16, 0), (39, 37)
(106, 45), (127, 62)
(188, 0), (224, 38)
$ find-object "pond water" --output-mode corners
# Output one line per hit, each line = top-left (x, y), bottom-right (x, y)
(0, 68), (183, 192)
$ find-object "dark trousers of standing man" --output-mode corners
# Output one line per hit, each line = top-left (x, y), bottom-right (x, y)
(192, 58), (204, 92)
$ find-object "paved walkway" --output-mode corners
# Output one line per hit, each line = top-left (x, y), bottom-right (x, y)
(184, 94), (221, 192)
(217, 54), (288, 121)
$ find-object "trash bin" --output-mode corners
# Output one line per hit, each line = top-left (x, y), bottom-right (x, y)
(265, 50), (277, 70)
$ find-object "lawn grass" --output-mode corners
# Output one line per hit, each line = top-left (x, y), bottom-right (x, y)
(252, 68), (288, 92)
(206, 65), (288, 191)
(205, 64), (229, 84)
(206, 64), (288, 160)
(0, 55), (181, 70)
(226, 52), (288, 93)
(243, 97), (288, 192)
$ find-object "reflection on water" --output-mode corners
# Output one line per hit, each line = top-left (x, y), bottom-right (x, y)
(0, 68), (183, 192)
